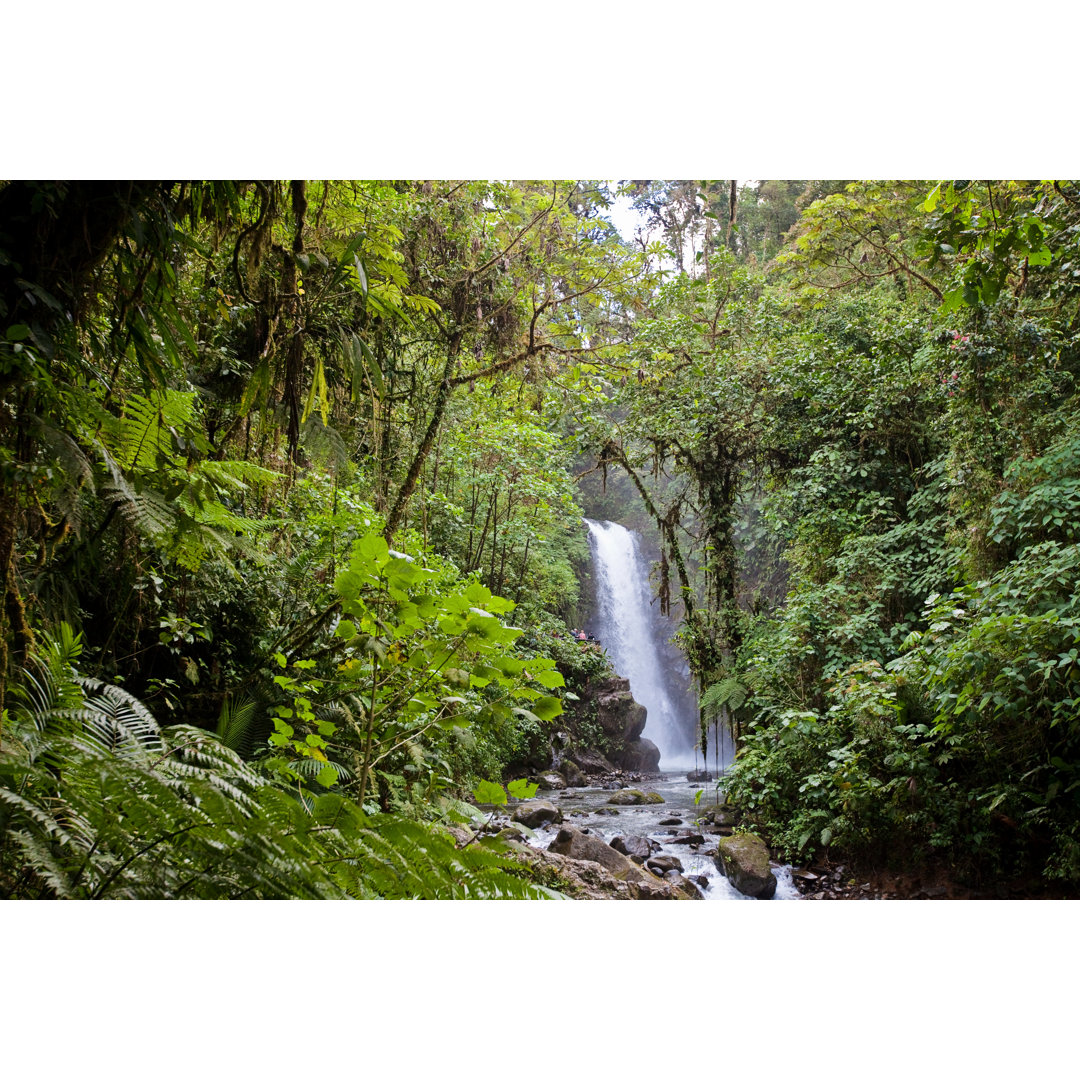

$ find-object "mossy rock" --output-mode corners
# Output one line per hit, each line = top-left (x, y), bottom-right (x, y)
(607, 788), (665, 806)
(715, 832), (776, 899)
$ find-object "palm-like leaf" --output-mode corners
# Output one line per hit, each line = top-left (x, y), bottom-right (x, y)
(2, 641), (560, 900)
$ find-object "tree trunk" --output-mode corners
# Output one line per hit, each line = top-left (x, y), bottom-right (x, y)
(383, 332), (463, 541)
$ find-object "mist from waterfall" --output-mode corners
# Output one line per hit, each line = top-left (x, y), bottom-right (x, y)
(585, 519), (732, 773)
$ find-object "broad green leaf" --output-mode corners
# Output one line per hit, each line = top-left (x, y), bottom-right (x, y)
(356, 531), (389, 566)
(473, 779), (507, 806)
(531, 668), (565, 689)
(529, 696), (563, 722)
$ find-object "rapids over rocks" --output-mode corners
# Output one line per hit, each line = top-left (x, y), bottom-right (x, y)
(524, 775), (800, 900)
(519, 519), (798, 900)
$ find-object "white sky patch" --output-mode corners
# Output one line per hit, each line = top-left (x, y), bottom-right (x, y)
(605, 192), (655, 245)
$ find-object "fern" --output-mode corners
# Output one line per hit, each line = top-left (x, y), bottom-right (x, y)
(701, 676), (748, 719)
(215, 694), (262, 757)
(111, 390), (198, 472)
(33, 416), (96, 539)
(1, 639), (561, 900)
(75, 679), (165, 756)
(84, 391), (280, 572)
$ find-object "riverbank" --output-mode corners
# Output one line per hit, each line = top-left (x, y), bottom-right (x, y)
(499, 768), (1080, 900)
(790, 859), (1080, 900)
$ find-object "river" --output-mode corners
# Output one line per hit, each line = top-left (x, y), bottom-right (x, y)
(524, 518), (798, 899)
(525, 773), (800, 900)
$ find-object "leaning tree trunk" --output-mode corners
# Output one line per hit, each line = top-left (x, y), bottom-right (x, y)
(383, 332), (463, 542)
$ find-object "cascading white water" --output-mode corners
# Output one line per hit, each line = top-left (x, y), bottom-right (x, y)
(586, 519), (730, 772)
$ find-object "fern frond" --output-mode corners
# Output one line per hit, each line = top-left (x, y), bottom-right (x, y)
(115, 391), (198, 472)
(76, 678), (164, 756)
(215, 695), (261, 757)
(289, 756), (355, 783)
(701, 676), (748, 718)
(198, 459), (281, 491)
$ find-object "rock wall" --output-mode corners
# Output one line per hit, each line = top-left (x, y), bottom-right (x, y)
(553, 675), (660, 780)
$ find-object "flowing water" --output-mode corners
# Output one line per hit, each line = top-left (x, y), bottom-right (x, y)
(585, 518), (732, 772)
(526, 778), (800, 901)
(523, 519), (798, 900)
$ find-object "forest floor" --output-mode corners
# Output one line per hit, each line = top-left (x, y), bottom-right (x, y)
(791, 858), (1080, 900)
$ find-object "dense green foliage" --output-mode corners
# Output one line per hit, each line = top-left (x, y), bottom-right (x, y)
(0, 180), (634, 898)
(3, 178), (1079, 896)
(583, 180), (1080, 887)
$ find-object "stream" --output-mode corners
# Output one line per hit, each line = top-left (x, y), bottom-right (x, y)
(523, 518), (799, 899)
(525, 774), (800, 900)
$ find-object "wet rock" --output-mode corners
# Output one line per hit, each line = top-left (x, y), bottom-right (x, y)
(559, 759), (588, 787)
(548, 825), (651, 883)
(646, 854), (684, 875)
(669, 832), (706, 846)
(607, 788), (659, 806)
(692, 874), (710, 890)
(618, 737), (661, 773)
(630, 880), (672, 899)
(659, 817), (683, 826)
(568, 747), (617, 775)
(664, 871), (702, 898)
(610, 835), (654, 861)
(511, 799), (563, 829)
(533, 771), (567, 791)
(686, 769), (712, 782)
(631, 877), (696, 900)
(715, 833), (777, 899)
(697, 806), (739, 828)
(596, 678), (648, 743)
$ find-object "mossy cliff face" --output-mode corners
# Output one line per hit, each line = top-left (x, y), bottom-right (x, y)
(557, 675), (660, 775)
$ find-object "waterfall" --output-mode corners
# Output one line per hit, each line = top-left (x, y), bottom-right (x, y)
(585, 519), (732, 773)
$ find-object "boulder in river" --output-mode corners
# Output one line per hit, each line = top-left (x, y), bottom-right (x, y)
(715, 833), (777, 899)
(697, 805), (740, 827)
(596, 678), (648, 743)
(686, 770), (712, 782)
(618, 738), (661, 773)
(549, 825), (647, 881)
(646, 854), (684, 875)
(610, 835), (654, 862)
(568, 747), (617, 775)
(659, 817), (683, 826)
(607, 788), (665, 806)
(668, 832), (706, 846)
(511, 800), (563, 829)
(533, 771), (567, 791)
(559, 759), (588, 787)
